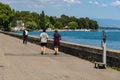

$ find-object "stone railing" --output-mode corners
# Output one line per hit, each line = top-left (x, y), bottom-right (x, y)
(0, 31), (120, 68)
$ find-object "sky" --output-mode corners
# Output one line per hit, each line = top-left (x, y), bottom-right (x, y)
(0, 0), (120, 20)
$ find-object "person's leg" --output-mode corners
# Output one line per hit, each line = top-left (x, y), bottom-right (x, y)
(41, 46), (43, 54)
(54, 46), (58, 55)
(26, 36), (28, 44)
(43, 46), (46, 54)
(54, 47), (56, 51)
(40, 43), (44, 54)
(23, 38), (25, 44)
(24, 36), (26, 44)
(42, 43), (47, 55)
(56, 47), (59, 53)
(54, 43), (57, 53)
(23, 37), (25, 44)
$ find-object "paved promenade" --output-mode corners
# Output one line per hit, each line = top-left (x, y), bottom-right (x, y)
(0, 33), (120, 80)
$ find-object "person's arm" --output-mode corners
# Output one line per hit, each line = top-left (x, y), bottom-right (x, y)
(46, 34), (49, 40)
(40, 33), (42, 40)
(59, 34), (61, 40)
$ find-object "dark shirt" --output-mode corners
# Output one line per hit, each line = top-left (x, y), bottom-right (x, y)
(23, 30), (25, 36)
(53, 33), (61, 44)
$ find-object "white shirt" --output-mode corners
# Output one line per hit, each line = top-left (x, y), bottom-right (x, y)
(40, 32), (49, 43)
(25, 30), (28, 35)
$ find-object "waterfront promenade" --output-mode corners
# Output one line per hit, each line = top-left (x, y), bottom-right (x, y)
(0, 33), (120, 80)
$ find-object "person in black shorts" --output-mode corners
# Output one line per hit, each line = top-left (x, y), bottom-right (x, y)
(23, 30), (28, 44)
(40, 29), (49, 55)
(53, 29), (61, 55)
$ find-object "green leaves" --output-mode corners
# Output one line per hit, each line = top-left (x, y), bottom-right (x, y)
(0, 2), (99, 31)
(68, 21), (78, 29)
(54, 21), (63, 29)
(0, 2), (14, 31)
(25, 21), (37, 30)
(39, 11), (46, 29)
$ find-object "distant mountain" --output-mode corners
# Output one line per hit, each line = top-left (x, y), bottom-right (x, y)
(93, 18), (120, 28)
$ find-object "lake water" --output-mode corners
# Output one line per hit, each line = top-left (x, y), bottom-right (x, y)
(16, 30), (120, 51)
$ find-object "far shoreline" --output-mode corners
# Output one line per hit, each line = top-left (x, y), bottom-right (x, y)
(34, 29), (92, 32)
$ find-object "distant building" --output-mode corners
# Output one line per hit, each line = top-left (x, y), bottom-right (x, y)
(64, 26), (69, 29)
(11, 20), (25, 31)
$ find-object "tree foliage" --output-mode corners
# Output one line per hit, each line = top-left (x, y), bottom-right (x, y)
(25, 21), (37, 30)
(13, 11), (39, 29)
(49, 16), (56, 26)
(39, 10), (46, 29)
(0, 2), (14, 31)
(54, 21), (63, 29)
(14, 12), (99, 30)
(68, 21), (78, 29)
(0, 2), (99, 31)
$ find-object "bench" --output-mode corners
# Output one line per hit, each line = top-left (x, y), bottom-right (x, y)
(95, 62), (106, 69)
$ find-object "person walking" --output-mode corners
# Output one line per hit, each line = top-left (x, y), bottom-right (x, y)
(53, 29), (61, 55)
(40, 29), (49, 55)
(23, 29), (28, 44)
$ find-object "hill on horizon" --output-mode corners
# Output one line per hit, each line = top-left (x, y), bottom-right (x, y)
(93, 18), (120, 28)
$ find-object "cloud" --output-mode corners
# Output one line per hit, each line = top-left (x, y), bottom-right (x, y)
(38, 0), (56, 4)
(101, 3), (107, 7)
(88, 1), (107, 7)
(0, 0), (81, 8)
(0, 0), (34, 4)
(63, 0), (81, 4)
(112, 0), (120, 7)
(0, 0), (16, 4)
(89, 1), (99, 5)
(0, 0), (55, 8)
(0, 0), (82, 10)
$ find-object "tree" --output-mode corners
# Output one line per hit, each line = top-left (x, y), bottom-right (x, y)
(68, 21), (78, 29)
(77, 18), (83, 29)
(60, 14), (70, 26)
(0, 2), (100, 31)
(0, 2), (14, 31)
(69, 16), (77, 22)
(14, 11), (40, 29)
(30, 12), (40, 29)
(49, 16), (56, 25)
(46, 22), (54, 29)
(39, 10), (46, 29)
(54, 21), (63, 29)
(84, 17), (90, 29)
(10, 10), (17, 27)
(89, 20), (99, 30)
(25, 21), (37, 30)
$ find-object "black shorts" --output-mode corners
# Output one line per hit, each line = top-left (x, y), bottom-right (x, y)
(40, 43), (47, 47)
(54, 43), (59, 47)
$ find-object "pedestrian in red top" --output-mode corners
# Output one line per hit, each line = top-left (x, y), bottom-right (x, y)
(53, 29), (61, 55)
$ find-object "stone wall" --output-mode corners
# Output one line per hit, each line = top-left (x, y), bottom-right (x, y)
(1, 31), (120, 68)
